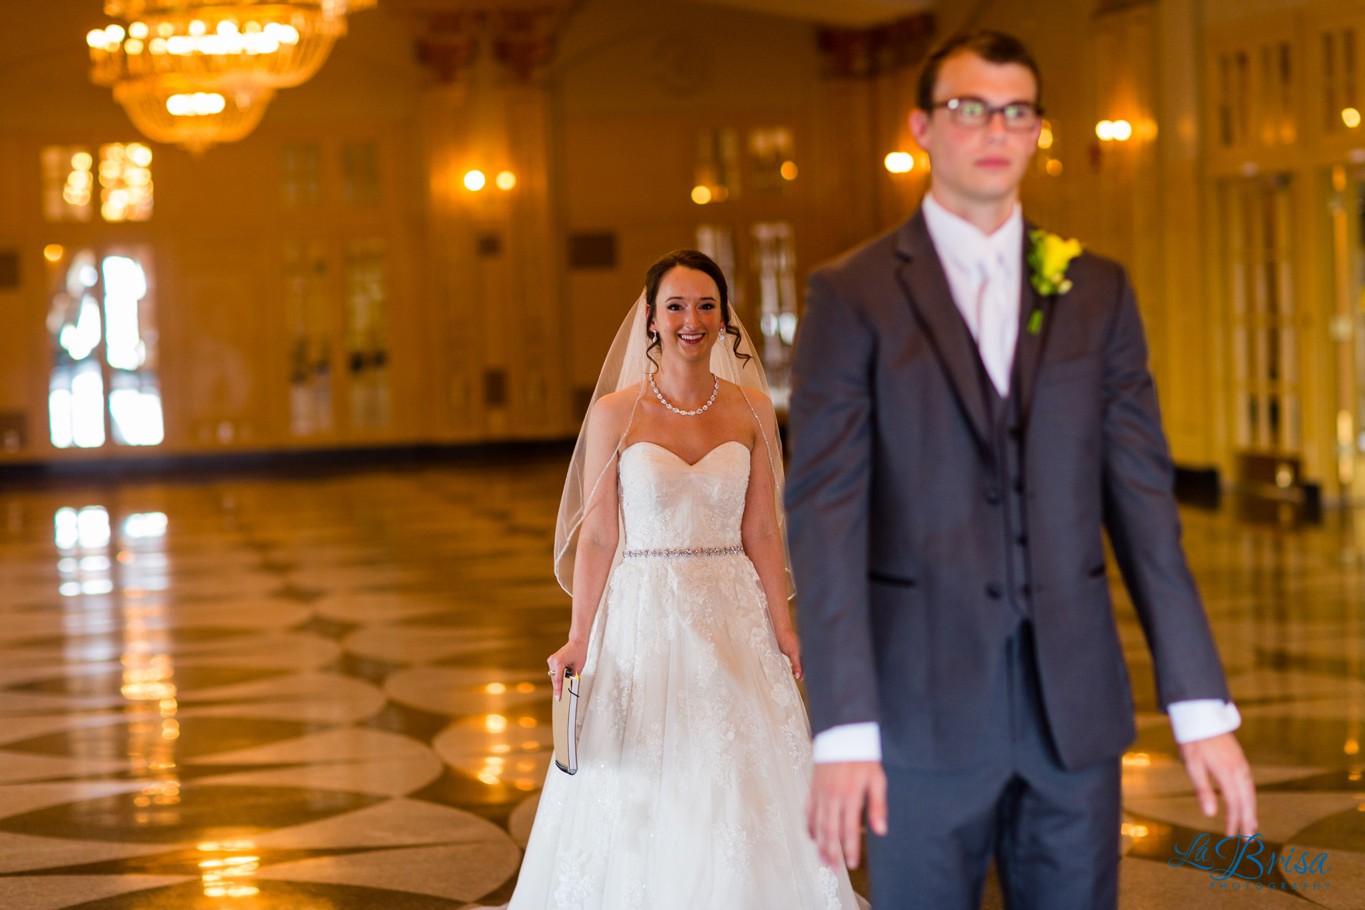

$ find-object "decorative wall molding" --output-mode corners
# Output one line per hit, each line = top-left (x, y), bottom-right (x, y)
(386, 0), (577, 83)
(816, 12), (934, 80)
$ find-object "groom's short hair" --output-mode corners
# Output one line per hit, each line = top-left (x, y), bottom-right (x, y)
(915, 30), (1042, 112)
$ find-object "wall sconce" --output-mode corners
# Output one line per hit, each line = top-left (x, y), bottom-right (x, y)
(884, 151), (914, 173)
(1094, 119), (1133, 142)
(462, 168), (517, 193)
(690, 184), (731, 205)
(1343, 107), (1361, 129)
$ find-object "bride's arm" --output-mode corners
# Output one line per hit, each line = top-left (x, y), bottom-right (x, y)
(740, 392), (802, 679)
(548, 397), (626, 697)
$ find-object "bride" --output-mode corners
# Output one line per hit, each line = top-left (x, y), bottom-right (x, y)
(507, 250), (862, 908)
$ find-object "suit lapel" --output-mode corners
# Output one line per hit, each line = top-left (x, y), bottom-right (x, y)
(893, 210), (992, 450)
(1011, 222), (1053, 430)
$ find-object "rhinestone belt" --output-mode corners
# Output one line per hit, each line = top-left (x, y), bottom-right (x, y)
(623, 544), (744, 560)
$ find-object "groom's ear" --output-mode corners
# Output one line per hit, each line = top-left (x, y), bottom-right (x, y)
(909, 108), (930, 145)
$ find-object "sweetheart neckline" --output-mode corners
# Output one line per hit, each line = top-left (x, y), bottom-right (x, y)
(621, 439), (748, 468)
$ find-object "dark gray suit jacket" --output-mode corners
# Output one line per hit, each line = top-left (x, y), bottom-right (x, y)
(785, 209), (1231, 772)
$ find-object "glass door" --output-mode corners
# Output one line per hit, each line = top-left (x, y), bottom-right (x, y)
(1328, 164), (1365, 503)
(46, 245), (163, 449)
(1219, 174), (1302, 458)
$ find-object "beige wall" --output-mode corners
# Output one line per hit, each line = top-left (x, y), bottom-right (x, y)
(0, 0), (1359, 507)
(553, 0), (828, 399)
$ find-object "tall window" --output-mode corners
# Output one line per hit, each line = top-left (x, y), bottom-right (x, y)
(746, 127), (797, 196)
(282, 143), (323, 210)
(47, 247), (163, 448)
(1221, 174), (1299, 454)
(693, 127), (740, 204)
(43, 143), (153, 223)
(284, 242), (334, 437)
(341, 141), (380, 208)
(1322, 27), (1359, 133)
(750, 222), (798, 409)
(345, 239), (390, 429)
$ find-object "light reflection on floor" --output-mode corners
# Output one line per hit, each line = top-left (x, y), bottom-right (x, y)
(0, 455), (1359, 908)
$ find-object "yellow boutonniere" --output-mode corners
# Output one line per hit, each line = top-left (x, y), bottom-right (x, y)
(1027, 229), (1082, 298)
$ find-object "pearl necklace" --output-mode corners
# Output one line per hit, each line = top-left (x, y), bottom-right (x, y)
(649, 373), (719, 416)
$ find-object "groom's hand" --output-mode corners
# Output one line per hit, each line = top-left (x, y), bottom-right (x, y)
(1179, 731), (1257, 837)
(808, 761), (887, 870)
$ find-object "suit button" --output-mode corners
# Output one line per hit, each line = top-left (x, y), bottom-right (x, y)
(1016, 533), (1028, 546)
(985, 489), (1002, 505)
(1013, 478), (1025, 493)
(985, 582), (1002, 599)
(1008, 425), (1022, 439)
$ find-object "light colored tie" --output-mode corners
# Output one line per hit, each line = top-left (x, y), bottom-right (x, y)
(976, 254), (1016, 397)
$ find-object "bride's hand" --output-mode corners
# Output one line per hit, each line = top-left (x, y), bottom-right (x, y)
(547, 640), (587, 700)
(775, 627), (803, 680)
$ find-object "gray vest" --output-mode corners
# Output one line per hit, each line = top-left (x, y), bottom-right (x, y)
(981, 364), (1031, 623)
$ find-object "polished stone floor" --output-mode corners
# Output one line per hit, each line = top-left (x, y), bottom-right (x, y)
(0, 452), (1359, 909)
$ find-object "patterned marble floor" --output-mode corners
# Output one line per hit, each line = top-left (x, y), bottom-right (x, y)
(0, 451), (1359, 909)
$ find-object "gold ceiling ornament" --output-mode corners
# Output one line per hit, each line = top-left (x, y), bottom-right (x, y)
(87, 0), (376, 153)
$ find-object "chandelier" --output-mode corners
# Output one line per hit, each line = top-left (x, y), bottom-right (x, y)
(87, 0), (375, 153)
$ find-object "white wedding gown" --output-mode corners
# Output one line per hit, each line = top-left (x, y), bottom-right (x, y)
(508, 440), (862, 909)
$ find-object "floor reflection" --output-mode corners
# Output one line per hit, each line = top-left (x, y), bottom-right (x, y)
(0, 455), (1358, 908)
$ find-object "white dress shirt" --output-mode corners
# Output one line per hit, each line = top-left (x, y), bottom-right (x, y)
(811, 191), (1241, 763)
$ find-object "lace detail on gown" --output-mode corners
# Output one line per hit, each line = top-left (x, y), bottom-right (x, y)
(508, 441), (860, 909)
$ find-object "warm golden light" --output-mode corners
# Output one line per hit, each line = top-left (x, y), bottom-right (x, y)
(780, 160), (798, 180)
(495, 170), (516, 191)
(88, 1), (375, 151)
(884, 151), (915, 173)
(1347, 738), (1360, 755)
(691, 185), (712, 205)
(1045, 158), (1063, 177)
(166, 92), (226, 117)
(1037, 120), (1054, 150)
(1098, 120), (1133, 142)
(1344, 107), (1362, 129)
(485, 713), (507, 733)
(464, 169), (487, 191)
(43, 244), (65, 263)
(485, 682), (507, 695)
(1121, 752), (1151, 767)
(1120, 822), (1150, 839)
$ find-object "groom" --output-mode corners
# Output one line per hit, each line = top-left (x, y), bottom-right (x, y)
(785, 30), (1257, 909)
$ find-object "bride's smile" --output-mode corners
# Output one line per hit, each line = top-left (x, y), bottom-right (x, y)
(649, 265), (724, 368)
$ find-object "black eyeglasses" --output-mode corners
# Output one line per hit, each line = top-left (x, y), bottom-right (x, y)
(930, 97), (1043, 131)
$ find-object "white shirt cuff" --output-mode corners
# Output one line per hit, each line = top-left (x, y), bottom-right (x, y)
(812, 722), (882, 763)
(1168, 699), (1242, 744)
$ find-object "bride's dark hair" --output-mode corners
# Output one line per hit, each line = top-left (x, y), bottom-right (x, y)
(642, 249), (750, 372)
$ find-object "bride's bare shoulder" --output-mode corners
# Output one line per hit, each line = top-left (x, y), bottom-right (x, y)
(595, 383), (645, 414)
(587, 384), (645, 437)
(724, 381), (771, 408)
